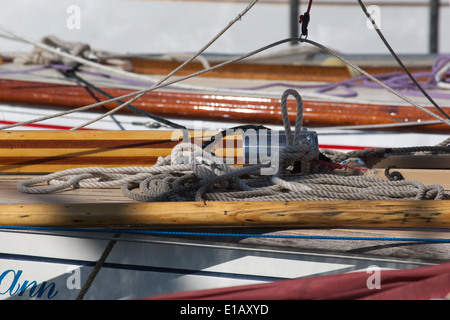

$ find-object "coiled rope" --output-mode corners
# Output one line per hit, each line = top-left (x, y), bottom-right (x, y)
(3, 0), (448, 201)
(17, 89), (450, 202)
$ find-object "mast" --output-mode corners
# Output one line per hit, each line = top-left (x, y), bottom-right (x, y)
(290, 0), (299, 44)
(429, 0), (439, 53)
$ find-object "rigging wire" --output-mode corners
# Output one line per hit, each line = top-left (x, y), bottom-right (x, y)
(357, 0), (450, 122)
(300, 38), (450, 127)
(0, 2), (448, 249)
(60, 66), (187, 130)
(70, 0), (261, 130)
(1, 35), (449, 131)
(64, 69), (126, 131)
(0, 0), (261, 130)
(3, 63), (449, 132)
(0, 0), (448, 131)
(2, 63), (448, 131)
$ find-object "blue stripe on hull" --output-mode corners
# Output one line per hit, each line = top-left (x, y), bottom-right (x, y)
(0, 252), (287, 282)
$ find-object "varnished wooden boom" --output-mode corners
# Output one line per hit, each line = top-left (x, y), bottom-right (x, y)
(1, 78), (448, 131)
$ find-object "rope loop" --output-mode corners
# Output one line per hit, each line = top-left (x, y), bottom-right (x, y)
(16, 88), (449, 202)
(278, 89), (318, 174)
(280, 88), (303, 146)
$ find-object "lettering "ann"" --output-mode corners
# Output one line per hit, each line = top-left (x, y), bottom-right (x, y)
(0, 269), (58, 299)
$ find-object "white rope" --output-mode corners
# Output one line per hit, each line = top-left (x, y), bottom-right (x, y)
(5, 2), (448, 201)
(14, 35), (93, 66)
(0, 26), (160, 84)
(203, 175), (449, 201)
(17, 165), (191, 194)
(17, 89), (449, 202)
(0, 27), (345, 102)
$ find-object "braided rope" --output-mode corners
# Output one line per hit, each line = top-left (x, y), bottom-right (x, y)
(321, 145), (450, 163)
(17, 89), (449, 202)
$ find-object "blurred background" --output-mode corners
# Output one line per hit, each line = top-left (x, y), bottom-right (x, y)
(0, 0), (449, 56)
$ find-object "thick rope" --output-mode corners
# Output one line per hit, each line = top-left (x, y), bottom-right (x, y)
(17, 165), (191, 193)
(436, 136), (450, 147)
(75, 233), (120, 300)
(17, 89), (449, 202)
(321, 145), (450, 164)
(15, 35), (93, 66)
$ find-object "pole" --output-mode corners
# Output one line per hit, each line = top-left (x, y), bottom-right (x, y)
(429, 0), (439, 54)
(290, 0), (299, 45)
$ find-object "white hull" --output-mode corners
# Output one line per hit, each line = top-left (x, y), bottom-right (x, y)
(0, 228), (434, 300)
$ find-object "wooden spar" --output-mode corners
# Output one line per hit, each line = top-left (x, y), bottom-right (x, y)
(0, 130), (242, 173)
(0, 78), (449, 131)
(127, 57), (432, 82)
(0, 200), (449, 228)
(0, 130), (176, 173)
(1, 130), (449, 175)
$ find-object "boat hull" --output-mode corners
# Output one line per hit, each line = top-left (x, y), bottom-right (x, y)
(0, 228), (436, 300)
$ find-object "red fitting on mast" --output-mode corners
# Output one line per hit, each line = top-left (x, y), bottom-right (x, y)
(299, 0), (313, 38)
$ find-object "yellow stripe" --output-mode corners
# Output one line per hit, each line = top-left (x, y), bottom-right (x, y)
(0, 130), (224, 140)
(0, 130), (244, 173)
(0, 164), (157, 173)
(0, 148), (173, 157)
